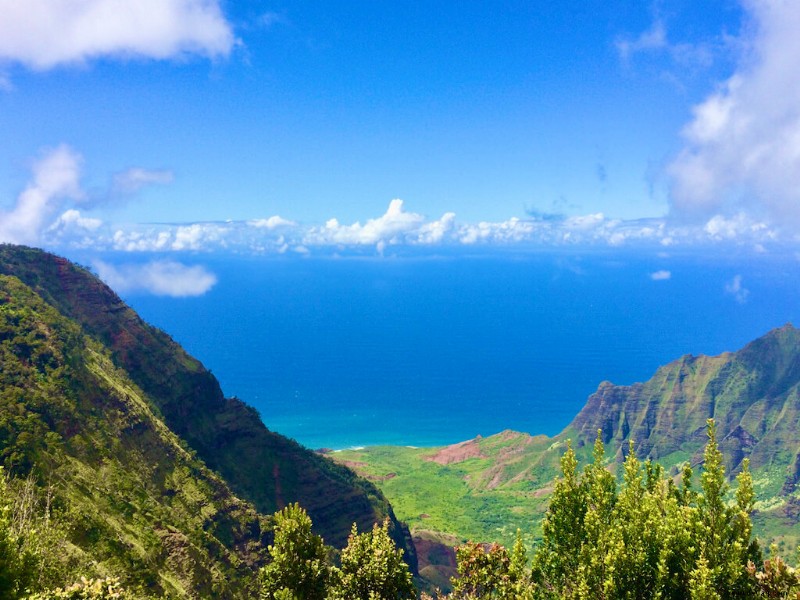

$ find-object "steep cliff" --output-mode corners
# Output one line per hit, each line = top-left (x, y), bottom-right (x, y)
(565, 324), (800, 494)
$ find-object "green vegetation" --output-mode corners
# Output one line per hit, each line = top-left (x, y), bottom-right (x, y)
(29, 577), (130, 599)
(1, 450), (415, 599)
(529, 423), (759, 599)
(448, 532), (531, 600)
(0, 244), (415, 597)
(257, 503), (415, 600)
(334, 439), (550, 549)
(334, 325), (800, 557)
(0, 272), (269, 597)
(0, 467), (36, 599)
(259, 504), (329, 600)
(420, 422), (798, 599)
(5, 243), (800, 598)
(5, 420), (800, 599)
(332, 519), (415, 600)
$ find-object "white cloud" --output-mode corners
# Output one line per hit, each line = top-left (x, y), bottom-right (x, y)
(71, 201), (798, 254)
(616, 18), (717, 73)
(0, 0), (235, 70)
(0, 145), (83, 244)
(0, 146), (181, 248)
(417, 212), (456, 244)
(668, 1), (800, 228)
(49, 209), (102, 231)
(45, 209), (102, 248)
(93, 259), (217, 297)
(103, 224), (220, 254)
(703, 212), (773, 241)
(564, 213), (606, 231)
(248, 216), (295, 229)
(458, 218), (537, 245)
(112, 168), (174, 195)
(112, 229), (172, 252)
(171, 223), (229, 251)
(650, 270), (672, 281)
(725, 274), (750, 304)
(306, 199), (425, 248)
(6, 145), (800, 255)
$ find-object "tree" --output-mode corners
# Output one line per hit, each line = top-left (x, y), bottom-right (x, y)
(503, 529), (532, 598)
(696, 420), (759, 599)
(330, 519), (414, 600)
(259, 504), (329, 600)
(574, 435), (617, 598)
(451, 541), (509, 599)
(526, 421), (761, 600)
(531, 440), (587, 597)
(690, 556), (722, 600)
(602, 445), (665, 599)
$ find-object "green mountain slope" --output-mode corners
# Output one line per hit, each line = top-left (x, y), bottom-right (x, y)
(335, 324), (800, 558)
(565, 324), (800, 496)
(1, 272), (268, 597)
(0, 245), (414, 561)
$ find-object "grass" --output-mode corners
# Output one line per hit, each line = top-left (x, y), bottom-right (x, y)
(333, 444), (548, 549)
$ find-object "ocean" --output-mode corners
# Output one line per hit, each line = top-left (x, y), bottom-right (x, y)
(120, 248), (800, 450)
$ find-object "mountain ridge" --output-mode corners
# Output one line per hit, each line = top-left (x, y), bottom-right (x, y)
(0, 244), (417, 592)
(566, 323), (800, 481)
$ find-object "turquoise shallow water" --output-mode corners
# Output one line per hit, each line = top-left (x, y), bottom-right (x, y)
(120, 249), (800, 449)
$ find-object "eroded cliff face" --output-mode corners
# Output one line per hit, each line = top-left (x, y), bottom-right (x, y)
(0, 244), (416, 566)
(566, 324), (800, 491)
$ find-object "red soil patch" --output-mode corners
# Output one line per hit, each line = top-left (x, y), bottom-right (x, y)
(425, 436), (486, 465)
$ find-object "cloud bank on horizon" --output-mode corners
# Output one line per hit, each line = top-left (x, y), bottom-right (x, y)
(0, 145), (790, 256)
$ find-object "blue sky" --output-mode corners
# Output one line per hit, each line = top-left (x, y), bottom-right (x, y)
(1, 1), (799, 294)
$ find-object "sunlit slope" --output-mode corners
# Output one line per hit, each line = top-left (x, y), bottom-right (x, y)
(564, 324), (800, 494)
(334, 432), (554, 548)
(0, 273), (268, 597)
(335, 324), (800, 552)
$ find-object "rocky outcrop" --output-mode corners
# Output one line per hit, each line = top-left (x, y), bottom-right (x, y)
(564, 324), (800, 488)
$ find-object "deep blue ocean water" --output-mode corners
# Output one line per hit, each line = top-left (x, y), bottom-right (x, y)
(119, 249), (800, 450)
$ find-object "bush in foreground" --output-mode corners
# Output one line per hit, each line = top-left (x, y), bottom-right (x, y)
(260, 504), (414, 600)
